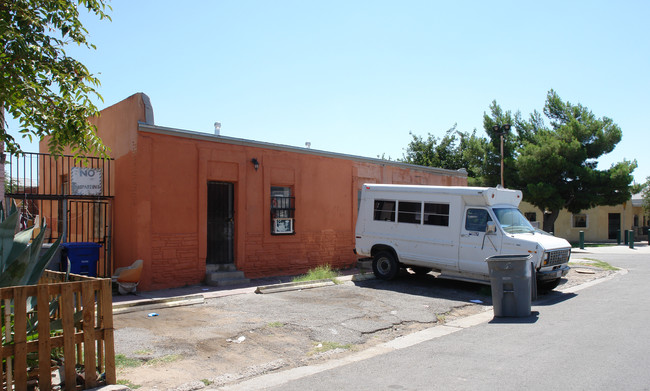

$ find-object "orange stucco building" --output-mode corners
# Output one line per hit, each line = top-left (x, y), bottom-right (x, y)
(43, 93), (467, 291)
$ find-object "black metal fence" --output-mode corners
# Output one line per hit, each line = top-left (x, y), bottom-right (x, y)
(5, 152), (114, 277)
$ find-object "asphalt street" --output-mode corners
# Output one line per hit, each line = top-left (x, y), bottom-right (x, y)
(222, 245), (650, 391)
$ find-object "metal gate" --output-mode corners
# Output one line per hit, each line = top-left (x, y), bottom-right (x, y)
(5, 152), (114, 277)
(206, 181), (234, 265)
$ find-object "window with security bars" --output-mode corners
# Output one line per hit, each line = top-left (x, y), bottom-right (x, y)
(271, 186), (295, 234)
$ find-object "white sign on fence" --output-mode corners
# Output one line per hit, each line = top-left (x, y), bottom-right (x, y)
(70, 167), (103, 196)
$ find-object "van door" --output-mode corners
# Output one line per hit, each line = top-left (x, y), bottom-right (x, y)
(458, 207), (501, 277)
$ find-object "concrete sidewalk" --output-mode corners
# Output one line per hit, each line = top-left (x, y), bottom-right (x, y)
(571, 242), (650, 255)
(111, 267), (366, 314)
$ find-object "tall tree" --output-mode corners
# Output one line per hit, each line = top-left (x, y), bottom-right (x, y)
(0, 0), (111, 202)
(516, 90), (636, 232)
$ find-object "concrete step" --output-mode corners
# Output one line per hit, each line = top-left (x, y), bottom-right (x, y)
(206, 263), (238, 273)
(209, 271), (247, 280)
(205, 270), (250, 287)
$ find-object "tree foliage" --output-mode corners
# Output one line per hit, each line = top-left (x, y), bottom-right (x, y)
(516, 90), (636, 231)
(0, 0), (111, 157)
(401, 126), (488, 185)
(400, 89), (636, 233)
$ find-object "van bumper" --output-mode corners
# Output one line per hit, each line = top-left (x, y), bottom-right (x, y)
(537, 264), (570, 281)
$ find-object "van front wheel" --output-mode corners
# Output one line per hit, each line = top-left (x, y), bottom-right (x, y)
(538, 278), (561, 293)
(373, 251), (399, 280)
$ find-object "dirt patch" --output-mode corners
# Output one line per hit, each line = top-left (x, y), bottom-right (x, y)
(114, 266), (613, 390)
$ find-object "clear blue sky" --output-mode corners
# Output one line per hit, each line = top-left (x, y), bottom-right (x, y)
(7, 0), (650, 184)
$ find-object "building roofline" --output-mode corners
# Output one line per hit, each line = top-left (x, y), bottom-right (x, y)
(137, 122), (468, 178)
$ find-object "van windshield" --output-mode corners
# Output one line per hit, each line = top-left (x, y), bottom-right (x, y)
(493, 208), (535, 234)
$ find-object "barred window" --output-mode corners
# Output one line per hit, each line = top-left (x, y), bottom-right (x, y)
(271, 186), (295, 234)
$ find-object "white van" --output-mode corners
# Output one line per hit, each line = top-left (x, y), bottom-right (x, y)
(354, 184), (571, 290)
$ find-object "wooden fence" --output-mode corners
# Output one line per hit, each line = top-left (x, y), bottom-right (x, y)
(1, 271), (116, 390)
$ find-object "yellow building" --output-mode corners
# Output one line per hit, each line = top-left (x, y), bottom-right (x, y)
(519, 193), (647, 243)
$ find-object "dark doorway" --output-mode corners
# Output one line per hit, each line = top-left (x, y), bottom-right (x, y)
(608, 213), (621, 240)
(207, 182), (235, 265)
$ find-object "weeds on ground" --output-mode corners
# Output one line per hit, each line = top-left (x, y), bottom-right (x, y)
(201, 379), (214, 386)
(115, 354), (142, 368)
(117, 379), (141, 389)
(267, 321), (284, 328)
(309, 341), (353, 355)
(115, 353), (183, 369)
(148, 354), (183, 365)
(570, 258), (619, 271)
(292, 264), (341, 284)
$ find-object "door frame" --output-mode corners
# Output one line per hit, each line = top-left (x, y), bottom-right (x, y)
(206, 181), (235, 265)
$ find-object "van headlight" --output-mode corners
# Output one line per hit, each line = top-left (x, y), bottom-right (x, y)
(542, 252), (550, 266)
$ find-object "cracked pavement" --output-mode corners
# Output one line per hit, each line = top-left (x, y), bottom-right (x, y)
(112, 267), (608, 390)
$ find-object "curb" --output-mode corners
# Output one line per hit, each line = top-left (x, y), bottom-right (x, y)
(113, 294), (205, 315)
(255, 278), (337, 294)
(112, 273), (379, 314)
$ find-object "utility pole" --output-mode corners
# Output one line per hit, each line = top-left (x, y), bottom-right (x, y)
(493, 124), (511, 188)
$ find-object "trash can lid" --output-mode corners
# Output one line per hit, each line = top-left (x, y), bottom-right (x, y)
(61, 242), (102, 248)
(485, 254), (532, 262)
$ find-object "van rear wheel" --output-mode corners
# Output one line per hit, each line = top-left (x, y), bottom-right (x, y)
(373, 251), (399, 280)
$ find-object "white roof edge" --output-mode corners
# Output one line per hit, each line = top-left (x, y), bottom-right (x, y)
(363, 184), (489, 193)
(137, 122), (468, 178)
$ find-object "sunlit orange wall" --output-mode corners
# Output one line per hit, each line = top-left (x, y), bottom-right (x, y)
(76, 93), (468, 291)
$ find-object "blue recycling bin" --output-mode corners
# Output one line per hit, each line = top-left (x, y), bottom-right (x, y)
(62, 242), (102, 277)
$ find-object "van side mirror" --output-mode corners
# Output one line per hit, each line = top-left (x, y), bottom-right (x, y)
(486, 221), (497, 235)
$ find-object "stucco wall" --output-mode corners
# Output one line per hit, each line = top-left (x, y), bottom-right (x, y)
(84, 93), (468, 291)
(520, 201), (644, 242)
(136, 129), (466, 288)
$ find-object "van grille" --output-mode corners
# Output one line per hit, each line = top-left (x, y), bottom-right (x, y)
(547, 249), (570, 266)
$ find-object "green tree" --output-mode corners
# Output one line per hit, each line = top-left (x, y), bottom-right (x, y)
(401, 126), (488, 185)
(516, 90), (636, 232)
(1, 0), (111, 201)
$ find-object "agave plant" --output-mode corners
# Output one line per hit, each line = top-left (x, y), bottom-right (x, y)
(0, 201), (62, 288)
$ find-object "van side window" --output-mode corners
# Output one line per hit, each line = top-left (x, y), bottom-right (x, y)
(398, 201), (421, 224)
(374, 200), (396, 221)
(465, 209), (492, 232)
(424, 203), (449, 226)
